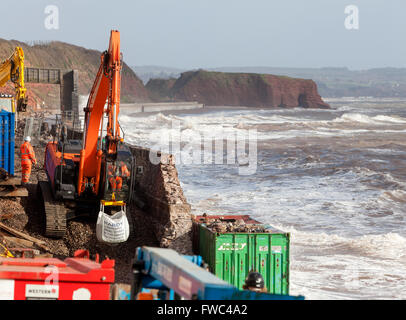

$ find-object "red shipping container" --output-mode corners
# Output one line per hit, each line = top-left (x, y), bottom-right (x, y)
(0, 250), (115, 300)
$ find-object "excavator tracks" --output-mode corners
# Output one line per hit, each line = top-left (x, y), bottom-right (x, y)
(37, 181), (67, 238)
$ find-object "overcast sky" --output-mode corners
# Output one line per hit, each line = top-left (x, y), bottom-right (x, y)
(1, 0), (405, 70)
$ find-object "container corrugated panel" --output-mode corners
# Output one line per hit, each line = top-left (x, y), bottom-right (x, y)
(198, 221), (290, 295)
(0, 111), (15, 175)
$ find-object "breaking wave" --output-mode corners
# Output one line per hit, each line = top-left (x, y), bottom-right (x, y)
(333, 113), (406, 125)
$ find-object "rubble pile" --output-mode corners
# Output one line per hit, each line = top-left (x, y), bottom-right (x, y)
(203, 217), (271, 233)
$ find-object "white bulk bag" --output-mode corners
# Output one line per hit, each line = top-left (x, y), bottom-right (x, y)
(96, 204), (130, 244)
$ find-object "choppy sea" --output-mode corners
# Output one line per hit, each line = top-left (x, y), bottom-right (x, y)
(119, 98), (406, 299)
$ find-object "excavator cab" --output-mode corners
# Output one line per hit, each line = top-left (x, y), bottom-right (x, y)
(0, 94), (15, 113)
(103, 144), (133, 202)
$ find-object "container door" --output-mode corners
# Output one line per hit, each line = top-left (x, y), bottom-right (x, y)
(268, 234), (289, 295)
(251, 233), (289, 295)
(254, 234), (272, 292)
(232, 234), (249, 290)
(213, 233), (249, 290)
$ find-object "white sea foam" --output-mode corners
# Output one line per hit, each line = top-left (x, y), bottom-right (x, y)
(333, 113), (406, 125)
(119, 110), (406, 149)
(381, 189), (406, 203)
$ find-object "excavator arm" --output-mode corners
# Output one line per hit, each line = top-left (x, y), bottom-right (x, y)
(40, 30), (130, 241)
(0, 47), (28, 112)
(77, 30), (122, 196)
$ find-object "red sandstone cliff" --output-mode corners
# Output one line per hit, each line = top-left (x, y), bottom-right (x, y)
(147, 70), (330, 109)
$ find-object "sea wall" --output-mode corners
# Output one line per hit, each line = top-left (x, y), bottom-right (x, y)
(127, 146), (192, 254)
(121, 102), (204, 113)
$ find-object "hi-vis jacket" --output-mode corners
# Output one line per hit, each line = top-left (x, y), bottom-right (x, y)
(20, 142), (37, 164)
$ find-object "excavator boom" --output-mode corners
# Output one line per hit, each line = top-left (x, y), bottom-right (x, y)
(0, 47), (27, 112)
(78, 30), (122, 196)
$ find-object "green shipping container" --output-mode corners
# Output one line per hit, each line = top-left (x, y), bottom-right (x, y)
(198, 223), (290, 295)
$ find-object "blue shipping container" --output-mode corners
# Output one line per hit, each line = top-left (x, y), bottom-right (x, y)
(0, 111), (15, 175)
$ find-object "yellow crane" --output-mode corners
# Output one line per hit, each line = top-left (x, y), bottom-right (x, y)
(0, 46), (28, 113)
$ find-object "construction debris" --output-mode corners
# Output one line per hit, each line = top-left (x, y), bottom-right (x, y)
(0, 168), (10, 181)
(0, 221), (49, 251)
(203, 217), (272, 233)
(0, 177), (28, 197)
(0, 177), (22, 186)
(9, 248), (40, 258)
(0, 241), (13, 258)
(2, 236), (34, 248)
(0, 212), (16, 222)
(0, 199), (23, 221)
(0, 189), (28, 197)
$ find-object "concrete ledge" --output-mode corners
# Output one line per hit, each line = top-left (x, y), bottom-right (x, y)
(122, 102), (204, 113)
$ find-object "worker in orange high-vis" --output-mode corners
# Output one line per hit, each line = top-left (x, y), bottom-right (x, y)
(120, 161), (130, 178)
(115, 162), (130, 191)
(108, 164), (117, 192)
(108, 162), (131, 192)
(20, 136), (37, 185)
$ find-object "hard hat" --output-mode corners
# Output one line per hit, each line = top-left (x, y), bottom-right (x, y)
(244, 272), (265, 289)
(25, 136), (31, 142)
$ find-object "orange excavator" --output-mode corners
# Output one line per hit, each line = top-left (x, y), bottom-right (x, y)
(37, 30), (133, 238)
